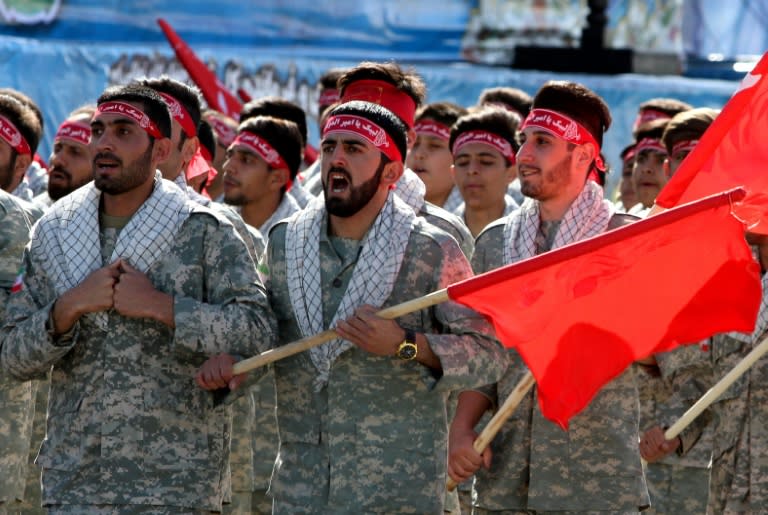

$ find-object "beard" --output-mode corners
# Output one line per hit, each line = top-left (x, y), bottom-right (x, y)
(94, 144), (154, 195)
(520, 152), (572, 200)
(48, 168), (92, 201)
(323, 159), (385, 218)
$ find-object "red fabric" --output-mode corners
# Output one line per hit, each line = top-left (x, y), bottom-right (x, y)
(448, 189), (762, 429)
(157, 19), (243, 120)
(656, 52), (768, 234)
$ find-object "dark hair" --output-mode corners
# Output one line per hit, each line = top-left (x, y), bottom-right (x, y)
(416, 101), (468, 128)
(531, 81), (612, 149)
(634, 97), (693, 136)
(634, 118), (669, 144)
(0, 94), (42, 155)
(320, 67), (347, 91)
(0, 88), (44, 132)
(136, 76), (203, 139)
(238, 116), (303, 180)
(326, 100), (408, 163)
(637, 98), (693, 117)
(477, 87), (533, 118)
(240, 96), (308, 147)
(97, 84), (172, 139)
(620, 143), (636, 161)
(338, 61), (427, 109)
(197, 119), (217, 160)
(661, 107), (718, 154)
(449, 107), (520, 165)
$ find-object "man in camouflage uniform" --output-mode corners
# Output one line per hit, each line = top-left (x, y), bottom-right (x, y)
(137, 76), (265, 260)
(0, 84), (276, 514)
(221, 115), (305, 514)
(0, 187), (36, 515)
(449, 81), (649, 513)
(636, 108), (719, 515)
(197, 100), (505, 514)
(21, 106), (98, 515)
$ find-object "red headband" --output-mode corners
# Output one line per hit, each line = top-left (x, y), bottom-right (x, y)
(95, 102), (163, 139)
(522, 108), (605, 171)
(622, 146), (637, 163)
(635, 137), (667, 155)
(452, 130), (516, 164)
(159, 92), (196, 138)
(232, 132), (292, 190)
(341, 79), (417, 128)
(55, 120), (91, 146)
(323, 114), (402, 162)
(414, 120), (450, 141)
(319, 88), (340, 107)
(633, 108), (672, 131)
(206, 115), (236, 147)
(671, 139), (699, 156)
(0, 115), (31, 155)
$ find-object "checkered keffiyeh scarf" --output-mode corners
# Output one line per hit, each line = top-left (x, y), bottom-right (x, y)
(30, 173), (193, 329)
(260, 192), (300, 236)
(503, 180), (614, 264)
(285, 191), (416, 390)
(395, 167), (427, 213)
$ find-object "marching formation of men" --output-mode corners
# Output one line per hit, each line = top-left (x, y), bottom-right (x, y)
(0, 56), (764, 515)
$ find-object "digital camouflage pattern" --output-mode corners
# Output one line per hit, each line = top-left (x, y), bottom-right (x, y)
(0, 204), (276, 512)
(0, 189), (36, 513)
(468, 219), (649, 513)
(264, 217), (504, 514)
(420, 201), (474, 259)
(641, 344), (713, 514)
(705, 332), (768, 514)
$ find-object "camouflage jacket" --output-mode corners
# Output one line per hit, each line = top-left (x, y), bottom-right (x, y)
(468, 219), (649, 512)
(0, 189), (35, 504)
(0, 205), (276, 511)
(263, 217), (504, 514)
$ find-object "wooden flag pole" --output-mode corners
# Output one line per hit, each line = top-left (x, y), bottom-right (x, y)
(232, 289), (450, 375)
(446, 370), (536, 491)
(664, 333), (768, 442)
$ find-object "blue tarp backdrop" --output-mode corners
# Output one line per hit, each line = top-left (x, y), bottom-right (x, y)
(0, 0), (752, 194)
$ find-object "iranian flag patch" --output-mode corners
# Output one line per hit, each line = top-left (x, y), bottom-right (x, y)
(10, 265), (24, 293)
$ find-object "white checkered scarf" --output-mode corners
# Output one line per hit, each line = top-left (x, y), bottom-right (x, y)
(30, 173), (194, 330)
(727, 261), (768, 346)
(259, 192), (301, 236)
(285, 191), (416, 390)
(395, 167), (426, 213)
(503, 180), (614, 264)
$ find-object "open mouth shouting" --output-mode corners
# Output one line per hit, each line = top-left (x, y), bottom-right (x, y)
(327, 168), (351, 195)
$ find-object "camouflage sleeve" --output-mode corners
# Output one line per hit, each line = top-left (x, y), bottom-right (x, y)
(172, 217), (277, 359)
(425, 237), (506, 393)
(1, 249), (80, 381)
(677, 408), (713, 456)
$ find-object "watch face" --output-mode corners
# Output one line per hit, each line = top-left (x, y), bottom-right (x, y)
(398, 343), (417, 360)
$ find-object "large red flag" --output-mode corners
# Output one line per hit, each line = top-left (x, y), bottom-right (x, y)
(448, 189), (762, 429)
(157, 19), (243, 119)
(655, 52), (768, 234)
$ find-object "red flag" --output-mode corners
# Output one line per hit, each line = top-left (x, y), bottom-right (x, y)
(448, 189), (762, 429)
(157, 19), (243, 119)
(655, 52), (768, 233)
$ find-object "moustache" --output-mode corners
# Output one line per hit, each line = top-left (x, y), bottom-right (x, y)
(93, 152), (122, 166)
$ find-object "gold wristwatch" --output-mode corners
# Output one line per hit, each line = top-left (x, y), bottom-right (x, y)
(395, 328), (417, 361)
